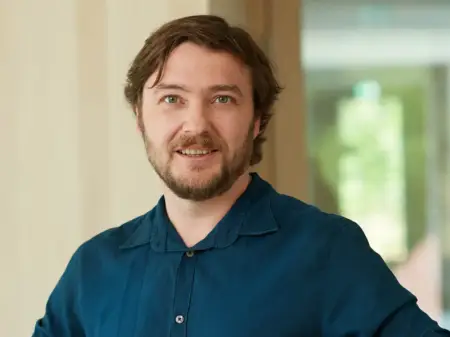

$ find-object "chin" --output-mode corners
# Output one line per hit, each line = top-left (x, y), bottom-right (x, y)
(174, 160), (220, 174)
(176, 169), (221, 184)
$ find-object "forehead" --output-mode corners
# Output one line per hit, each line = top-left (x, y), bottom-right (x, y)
(148, 42), (252, 91)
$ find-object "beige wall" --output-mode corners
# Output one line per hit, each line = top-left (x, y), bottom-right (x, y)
(0, 1), (305, 336)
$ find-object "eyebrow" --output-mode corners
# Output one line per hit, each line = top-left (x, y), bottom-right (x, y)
(208, 84), (243, 97)
(150, 83), (243, 97)
(151, 83), (190, 92)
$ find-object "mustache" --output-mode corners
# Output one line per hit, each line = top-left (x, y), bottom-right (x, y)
(170, 132), (220, 150)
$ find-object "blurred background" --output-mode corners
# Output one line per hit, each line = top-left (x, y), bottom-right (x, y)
(1, 0), (449, 335)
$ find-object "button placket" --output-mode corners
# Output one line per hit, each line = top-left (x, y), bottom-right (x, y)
(170, 252), (197, 337)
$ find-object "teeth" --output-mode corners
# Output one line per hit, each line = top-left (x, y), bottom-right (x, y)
(180, 149), (212, 156)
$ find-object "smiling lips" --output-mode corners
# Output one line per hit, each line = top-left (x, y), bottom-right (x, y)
(173, 134), (220, 157)
(177, 148), (218, 156)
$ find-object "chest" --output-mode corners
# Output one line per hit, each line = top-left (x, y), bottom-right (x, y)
(84, 240), (323, 337)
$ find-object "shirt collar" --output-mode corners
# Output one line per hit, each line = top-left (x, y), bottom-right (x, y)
(120, 173), (279, 251)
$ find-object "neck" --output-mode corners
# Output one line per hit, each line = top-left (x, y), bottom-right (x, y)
(163, 173), (252, 247)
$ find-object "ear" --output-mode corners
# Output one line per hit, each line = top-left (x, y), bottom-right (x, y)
(134, 106), (143, 133)
(253, 118), (261, 139)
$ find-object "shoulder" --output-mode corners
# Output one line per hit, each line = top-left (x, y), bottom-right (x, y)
(83, 211), (150, 251)
(67, 209), (155, 276)
(268, 190), (357, 240)
(266, 190), (393, 271)
(49, 208), (157, 308)
(267, 192), (416, 315)
(263, 190), (373, 271)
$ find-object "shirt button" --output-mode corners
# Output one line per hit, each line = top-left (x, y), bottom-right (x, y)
(175, 315), (185, 324)
(186, 251), (194, 257)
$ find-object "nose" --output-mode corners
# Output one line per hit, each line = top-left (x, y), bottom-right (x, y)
(181, 101), (211, 134)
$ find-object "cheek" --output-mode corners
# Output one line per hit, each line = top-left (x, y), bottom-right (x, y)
(217, 121), (252, 151)
(140, 117), (162, 146)
(142, 116), (180, 152)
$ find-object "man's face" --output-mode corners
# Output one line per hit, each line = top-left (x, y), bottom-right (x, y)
(138, 42), (259, 201)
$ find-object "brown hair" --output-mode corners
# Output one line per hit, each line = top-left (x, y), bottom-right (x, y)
(124, 15), (282, 166)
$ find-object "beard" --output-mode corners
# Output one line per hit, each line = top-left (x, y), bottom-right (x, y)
(142, 125), (254, 201)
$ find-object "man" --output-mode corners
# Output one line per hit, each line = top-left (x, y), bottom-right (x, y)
(33, 15), (449, 337)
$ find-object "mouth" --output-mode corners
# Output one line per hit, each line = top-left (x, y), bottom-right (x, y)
(176, 149), (219, 157)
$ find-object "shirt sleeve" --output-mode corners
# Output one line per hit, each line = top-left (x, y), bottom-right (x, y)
(31, 247), (85, 337)
(321, 216), (450, 336)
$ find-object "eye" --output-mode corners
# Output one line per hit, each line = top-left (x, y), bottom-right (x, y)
(214, 95), (233, 104)
(162, 95), (180, 104)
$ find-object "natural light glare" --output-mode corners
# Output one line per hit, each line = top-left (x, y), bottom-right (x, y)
(337, 95), (407, 263)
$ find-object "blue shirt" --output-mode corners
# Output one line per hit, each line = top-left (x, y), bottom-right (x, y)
(33, 173), (449, 336)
